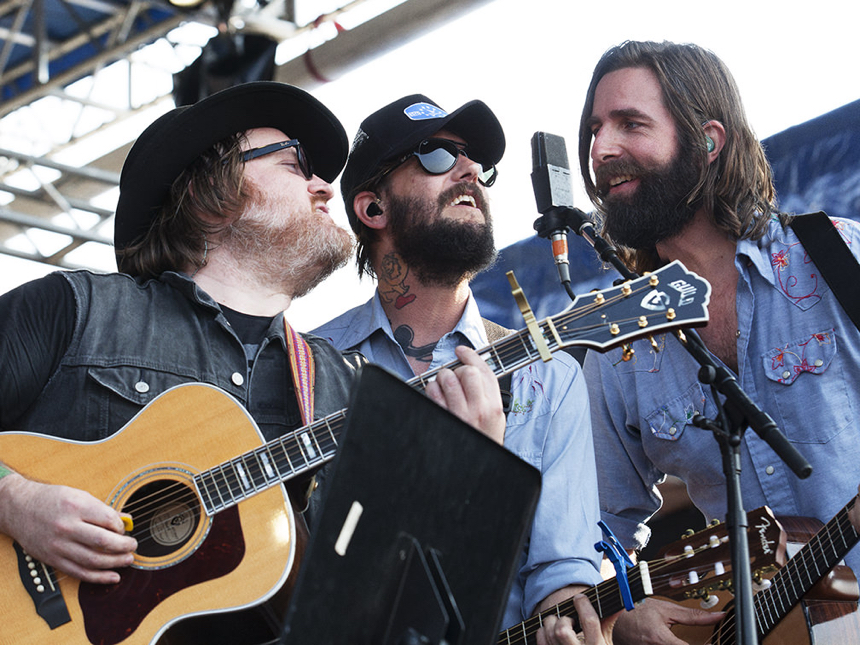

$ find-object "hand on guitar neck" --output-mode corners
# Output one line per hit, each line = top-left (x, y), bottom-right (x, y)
(424, 345), (507, 445)
(536, 594), (619, 645)
(0, 469), (137, 584)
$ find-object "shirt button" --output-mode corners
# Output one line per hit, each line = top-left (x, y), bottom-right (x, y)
(814, 359), (824, 367)
(134, 381), (150, 393)
(781, 371), (791, 380)
(765, 466), (775, 475)
(231, 372), (244, 386)
(669, 427), (677, 435)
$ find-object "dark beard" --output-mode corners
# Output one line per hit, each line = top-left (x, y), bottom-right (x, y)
(596, 148), (700, 250)
(386, 183), (497, 287)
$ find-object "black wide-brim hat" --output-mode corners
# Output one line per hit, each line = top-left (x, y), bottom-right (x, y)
(114, 81), (348, 252)
(340, 94), (505, 231)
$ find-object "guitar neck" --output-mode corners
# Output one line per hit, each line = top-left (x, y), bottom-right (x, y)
(193, 330), (547, 516)
(755, 498), (860, 638)
(195, 261), (710, 516)
(497, 562), (652, 645)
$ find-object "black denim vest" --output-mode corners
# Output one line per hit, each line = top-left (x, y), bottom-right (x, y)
(16, 270), (360, 444)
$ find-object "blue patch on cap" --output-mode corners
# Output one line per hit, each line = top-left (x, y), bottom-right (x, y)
(403, 102), (448, 121)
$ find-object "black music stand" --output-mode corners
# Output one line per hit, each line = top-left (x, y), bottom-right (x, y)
(280, 364), (541, 645)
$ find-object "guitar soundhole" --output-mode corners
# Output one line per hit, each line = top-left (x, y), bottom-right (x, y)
(124, 479), (201, 558)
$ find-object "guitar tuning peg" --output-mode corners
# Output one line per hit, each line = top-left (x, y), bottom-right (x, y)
(752, 572), (772, 592)
(709, 518), (720, 527)
(621, 345), (635, 362)
(700, 592), (720, 609)
(648, 336), (659, 352)
(682, 528), (695, 538)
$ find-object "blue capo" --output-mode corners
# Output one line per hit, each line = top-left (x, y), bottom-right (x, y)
(594, 520), (636, 610)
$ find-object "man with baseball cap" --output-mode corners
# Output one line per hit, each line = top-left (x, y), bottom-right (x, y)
(314, 95), (608, 643)
(0, 82), (505, 644)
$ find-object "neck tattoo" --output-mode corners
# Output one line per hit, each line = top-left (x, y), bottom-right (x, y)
(393, 325), (436, 363)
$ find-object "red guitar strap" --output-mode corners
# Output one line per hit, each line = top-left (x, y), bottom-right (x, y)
(284, 320), (315, 425)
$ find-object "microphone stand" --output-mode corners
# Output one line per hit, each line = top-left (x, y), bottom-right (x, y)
(535, 206), (813, 645)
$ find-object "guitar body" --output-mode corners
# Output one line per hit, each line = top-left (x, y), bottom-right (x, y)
(0, 383), (296, 645)
(671, 515), (860, 645)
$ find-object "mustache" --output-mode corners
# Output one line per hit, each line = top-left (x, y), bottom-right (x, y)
(437, 182), (490, 218)
(594, 159), (648, 198)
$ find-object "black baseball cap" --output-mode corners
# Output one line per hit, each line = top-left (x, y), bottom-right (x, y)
(114, 81), (348, 254)
(340, 94), (505, 231)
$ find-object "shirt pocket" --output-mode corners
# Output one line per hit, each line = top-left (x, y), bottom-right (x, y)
(644, 380), (715, 442)
(762, 329), (850, 444)
(85, 366), (199, 440)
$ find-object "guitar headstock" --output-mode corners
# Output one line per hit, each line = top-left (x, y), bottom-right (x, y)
(652, 506), (786, 602)
(554, 260), (711, 352)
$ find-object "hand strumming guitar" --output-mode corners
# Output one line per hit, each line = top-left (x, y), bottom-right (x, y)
(0, 468), (136, 584)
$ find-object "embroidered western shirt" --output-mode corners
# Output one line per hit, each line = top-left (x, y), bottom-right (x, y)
(584, 215), (860, 577)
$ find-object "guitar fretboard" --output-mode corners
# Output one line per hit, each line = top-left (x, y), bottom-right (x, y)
(754, 498), (860, 638)
(497, 562), (652, 645)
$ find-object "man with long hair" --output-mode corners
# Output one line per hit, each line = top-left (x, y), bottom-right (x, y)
(579, 40), (860, 643)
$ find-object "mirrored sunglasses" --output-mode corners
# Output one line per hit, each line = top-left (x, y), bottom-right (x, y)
(393, 138), (498, 187)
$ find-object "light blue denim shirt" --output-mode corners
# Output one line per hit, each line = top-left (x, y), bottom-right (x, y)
(314, 290), (602, 629)
(585, 215), (860, 578)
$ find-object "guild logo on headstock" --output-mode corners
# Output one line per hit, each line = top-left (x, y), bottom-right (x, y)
(668, 279), (698, 306)
(640, 290), (670, 311)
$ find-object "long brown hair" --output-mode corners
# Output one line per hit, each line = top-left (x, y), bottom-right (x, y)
(116, 133), (249, 279)
(578, 41), (788, 272)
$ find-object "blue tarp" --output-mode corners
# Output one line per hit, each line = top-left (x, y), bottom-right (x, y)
(473, 99), (860, 329)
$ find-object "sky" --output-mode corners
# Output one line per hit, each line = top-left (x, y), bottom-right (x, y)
(1, 0), (859, 332)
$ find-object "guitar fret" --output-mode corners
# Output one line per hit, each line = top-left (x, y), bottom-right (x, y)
(259, 447), (278, 481)
(245, 452), (269, 490)
(275, 435), (297, 476)
(208, 465), (233, 511)
(232, 458), (250, 491)
(591, 581), (602, 622)
(221, 462), (243, 502)
(195, 472), (218, 515)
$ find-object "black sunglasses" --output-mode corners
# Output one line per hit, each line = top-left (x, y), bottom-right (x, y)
(386, 138), (498, 187)
(240, 139), (314, 180)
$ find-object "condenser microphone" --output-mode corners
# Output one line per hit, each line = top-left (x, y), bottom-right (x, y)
(531, 132), (574, 284)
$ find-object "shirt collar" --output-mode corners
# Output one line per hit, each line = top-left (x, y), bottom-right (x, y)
(735, 217), (780, 287)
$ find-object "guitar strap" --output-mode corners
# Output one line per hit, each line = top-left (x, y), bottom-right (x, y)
(284, 320), (315, 425)
(482, 318), (514, 417)
(790, 212), (860, 331)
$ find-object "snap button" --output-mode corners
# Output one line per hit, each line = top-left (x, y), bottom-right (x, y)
(765, 465), (774, 475)
(781, 370), (791, 380)
(134, 381), (150, 393)
(814, 359), (823, 367)
(231, 372), (244, 386)
(669, 427), (677, 436)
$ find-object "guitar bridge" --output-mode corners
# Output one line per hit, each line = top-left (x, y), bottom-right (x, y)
(13, 541), (71, 629)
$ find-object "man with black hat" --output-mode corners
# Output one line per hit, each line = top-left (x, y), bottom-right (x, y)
(0, 82), (505, 644)
(313, 95), (607, 643)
